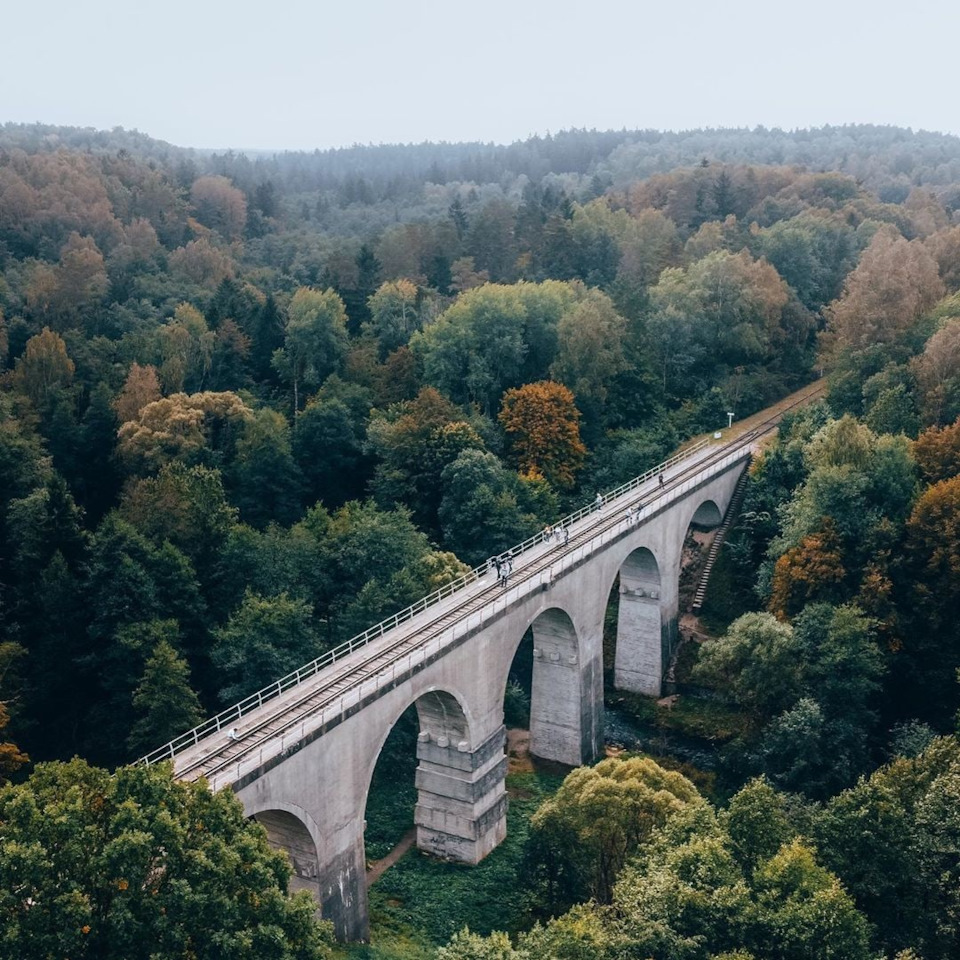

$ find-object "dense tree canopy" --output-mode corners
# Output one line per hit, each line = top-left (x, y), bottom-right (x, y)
(3, 120), (960, 957)
(0, 760), (333, 959)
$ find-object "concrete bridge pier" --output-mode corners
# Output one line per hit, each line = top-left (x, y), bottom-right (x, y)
(414, 725), (507, 861)
(615, 546), (672, 696)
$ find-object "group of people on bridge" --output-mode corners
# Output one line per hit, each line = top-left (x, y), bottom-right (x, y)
(488, 472), (668, 591)
(541, 523), (570, 547)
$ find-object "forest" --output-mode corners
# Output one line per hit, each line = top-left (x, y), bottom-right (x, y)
(1, 121), (960, 959)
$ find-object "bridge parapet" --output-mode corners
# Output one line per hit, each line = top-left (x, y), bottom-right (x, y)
(141, 439), (713, 773)
(167, 440), (754, 793)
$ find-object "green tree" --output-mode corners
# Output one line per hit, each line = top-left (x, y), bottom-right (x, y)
(293, 397), (370, 509)
(212, 591), (319, 704)
(272, 287), (349, 414)
(754, 212), (859, 313)
(550, 290), (628, 424)
(127, 634), (203, 755)
(0, 759), (333, 959)
(723, 777), (795, 874)
(412, 281), (579, 412)
(438, 449), (553, 564)
(367, 387), (487, 532)
(693, 613), (802, 720)
(229, 408), (303, 527)
(119, 462), (237, 569)
(156, 302), (214, 393)
(528, 756), (702, 907)
(364, 278), (421, 357)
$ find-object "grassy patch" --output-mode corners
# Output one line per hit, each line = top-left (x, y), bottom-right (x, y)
(365, 706), (419, 861)
(613, 688), (750, 743)
(332, 912), (437, 960)
(364, 768), (564, 950)
(365, 777), (417, 861)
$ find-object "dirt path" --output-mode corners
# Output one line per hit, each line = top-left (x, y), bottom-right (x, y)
(366, 827), (417, 887)
(507, 728), (534, 775)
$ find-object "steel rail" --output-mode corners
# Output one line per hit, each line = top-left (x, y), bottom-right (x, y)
(145, 383), (825, 784)
(141, 442), (710, 765)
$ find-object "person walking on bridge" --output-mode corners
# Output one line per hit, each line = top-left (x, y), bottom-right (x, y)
(594, 492), (603, 512)
(658, 472), (665, 489)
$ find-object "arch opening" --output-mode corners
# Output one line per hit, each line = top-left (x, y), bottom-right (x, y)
(254, 809), (320, 897)
(612, 546), (664, 697)
(503, 607), (587, 766)
(363, 687), (506, 878)
(690, 498), (723, 530)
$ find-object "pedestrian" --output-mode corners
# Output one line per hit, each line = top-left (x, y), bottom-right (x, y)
(594, 492), (603, 511)
(562, 525), (569, 545)
(658, 472), (664, 488)
(492, 556), (502, 580)
(544, 524), (553, 542)
(227, 727), (239, 741)
(501, 557), (512, 587)
(625, 506), (636, 525)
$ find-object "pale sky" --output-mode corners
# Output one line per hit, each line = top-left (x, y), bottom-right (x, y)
(4, 0), (958, 151)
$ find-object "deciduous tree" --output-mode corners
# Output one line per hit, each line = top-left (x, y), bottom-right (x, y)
(0, 759), (333, 958)
(272, 287), (349, 414)
(821, 228), (944, 365)
(498, 381), (586, 489)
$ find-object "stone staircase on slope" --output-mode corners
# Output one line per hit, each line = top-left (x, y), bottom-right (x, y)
(691, 459), (751, 613)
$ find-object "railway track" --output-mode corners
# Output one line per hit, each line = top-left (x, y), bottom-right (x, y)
(167, 383), (825, 787)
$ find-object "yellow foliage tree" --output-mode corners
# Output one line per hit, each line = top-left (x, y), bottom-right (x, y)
(498, 380), (586, 490)
(116, 391), (252, 473)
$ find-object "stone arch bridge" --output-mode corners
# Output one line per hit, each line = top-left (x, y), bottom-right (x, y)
(142, 412), (800, 940)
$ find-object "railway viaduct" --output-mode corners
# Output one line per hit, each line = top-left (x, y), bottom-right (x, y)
(146, 431), (763, 941)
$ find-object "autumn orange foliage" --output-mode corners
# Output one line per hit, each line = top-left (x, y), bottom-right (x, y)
(769, 519), (846, 620)
(913, 417), (960, 484)
(498, 380), (586, 490)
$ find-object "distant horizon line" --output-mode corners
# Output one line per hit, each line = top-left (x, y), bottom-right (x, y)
(4, 118), (959, 158)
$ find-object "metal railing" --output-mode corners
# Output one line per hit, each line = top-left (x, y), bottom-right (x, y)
(140, 438), (712, 767)
(190, 439), (755, 792)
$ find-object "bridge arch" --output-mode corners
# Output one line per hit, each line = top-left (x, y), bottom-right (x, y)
(689, 498), (723, 529)
(361, 684), (505, 869)
(498, 605), (590, 766)
(611, 545), (666, 696)
(244, 799), (324, 900)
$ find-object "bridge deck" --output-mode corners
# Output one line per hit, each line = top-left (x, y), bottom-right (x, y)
(154, 383), (825, 791)
(171, 441), (743, 790)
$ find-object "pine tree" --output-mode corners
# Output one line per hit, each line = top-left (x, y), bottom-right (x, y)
(127, 637), (203, 756)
